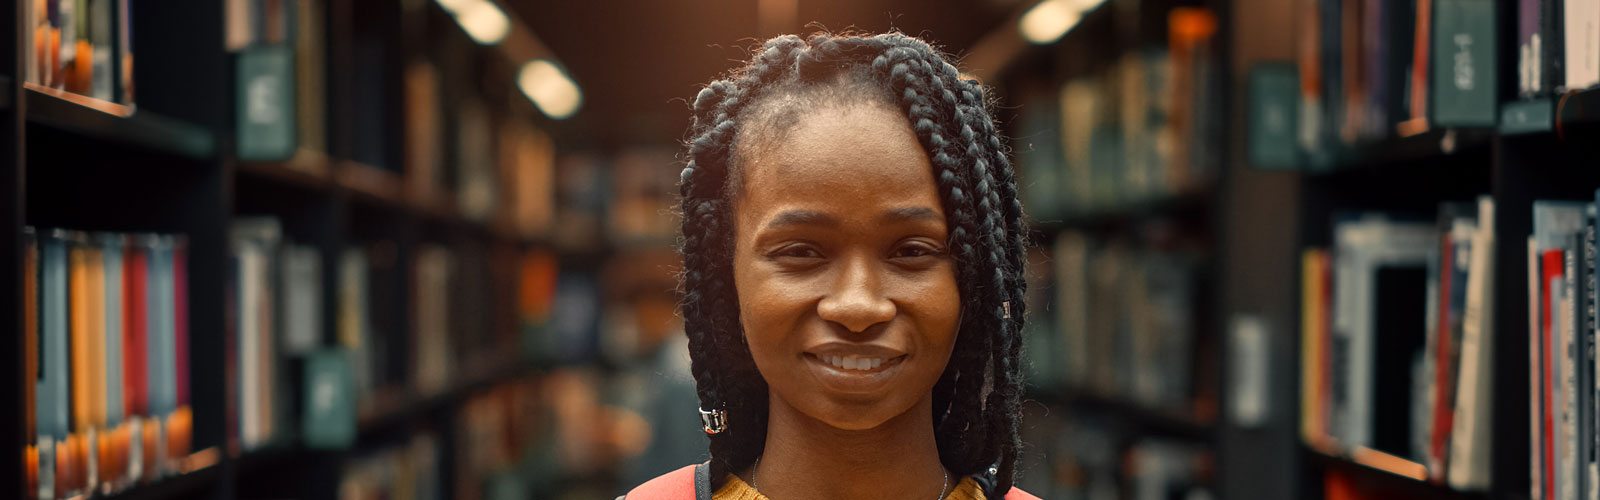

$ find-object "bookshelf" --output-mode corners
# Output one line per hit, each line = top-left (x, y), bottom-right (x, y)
(5, 0), (577, 499)
(1251, 0), (1600, 499)
(989, 0), (1225, 496)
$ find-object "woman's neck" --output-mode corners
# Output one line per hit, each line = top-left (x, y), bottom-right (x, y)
(749, 394), (949, 500)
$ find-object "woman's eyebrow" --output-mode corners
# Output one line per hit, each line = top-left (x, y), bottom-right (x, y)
(764, 210), (838, 230)
(880, 206), (941, 224)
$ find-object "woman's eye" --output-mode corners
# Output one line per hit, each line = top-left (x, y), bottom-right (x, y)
(772, 244), (822, 259)
(892, 243), (943, 260)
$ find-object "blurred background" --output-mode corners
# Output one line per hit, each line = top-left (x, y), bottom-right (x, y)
(9, 0), (1597, 498)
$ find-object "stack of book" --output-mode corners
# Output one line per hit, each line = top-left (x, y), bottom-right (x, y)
(22, 0), (135, 104)
(1525, 195), (1600, 500)
(1300, 197), (1497, 490)
(1043, 230), (1205, 411)
(228, 217), (327, 451)
(337, 432), (442, 500)
(23, 229), (193, 499)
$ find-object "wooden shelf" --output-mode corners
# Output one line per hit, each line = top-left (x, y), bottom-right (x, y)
(1029, 190), (1213, 235)
(235, 151), (335, 193)
(24, 85), (215, 160)
(99, 448), (223, 500)
(356, 361), (539, 441)
(1304, 446), (1489, 500)
(1029, 387), (1216, 442)
(1306, 128), (1494, 178)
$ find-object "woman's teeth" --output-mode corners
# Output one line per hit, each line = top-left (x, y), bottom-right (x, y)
(823, 355), (885, 371)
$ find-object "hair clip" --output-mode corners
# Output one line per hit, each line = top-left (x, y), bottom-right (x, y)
(700, 407), (728, 435)
(1002, 301), (1011, 319)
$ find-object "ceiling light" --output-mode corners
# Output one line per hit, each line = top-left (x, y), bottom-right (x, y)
(1020, 0), (1094, 45)
(518, 59), (582, 120)
(454, 0), (510, 45)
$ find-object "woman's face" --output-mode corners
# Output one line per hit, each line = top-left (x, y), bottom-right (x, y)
(732, 103), (962, 431)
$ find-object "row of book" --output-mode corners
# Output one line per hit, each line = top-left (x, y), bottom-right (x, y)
(1293, 0), (1497, 162)
(1026, 230), (1206, 412)
(22, 0), (136, 104)
(1017, 410), (1215, 499)
(1516, 0), (1600, 99)
(229, 0), (565, 239)
(1300, 197), (1497, 491)
(227, 217), (541, 452)
(1016, 8), (1221, 219)
(338, 433), (443, 500)
(1526, 196), (1600, 500)
(22, 229), (193, 500)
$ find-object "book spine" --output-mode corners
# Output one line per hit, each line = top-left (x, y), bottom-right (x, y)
(1448, 197), (1496, 490)
(1548, 249), (1565, 500)
(1536, 236), (1548, 500)
(1583, 216), (1598, 500)
(1521, 0), (1542, 96)
(1542, 0), (1565, 93)
(1304, 249), (1328, 446)
(1564, 0), (1599, 89)
(42, 231), (71, 497)
(174, 238), (189, 409)
(1565, 242), (1581, 500)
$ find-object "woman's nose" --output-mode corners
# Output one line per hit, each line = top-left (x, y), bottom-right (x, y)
(815, 255), (896, 333)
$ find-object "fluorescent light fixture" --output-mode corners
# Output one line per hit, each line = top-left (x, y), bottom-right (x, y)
(519, 59), (583, 120)
(1020, 0), (1105, 45)
(435, 0), (509, 46)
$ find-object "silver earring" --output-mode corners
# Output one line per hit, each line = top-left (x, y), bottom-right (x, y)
(1002, 301), (1011, 319)
(700, 407), (728, 434)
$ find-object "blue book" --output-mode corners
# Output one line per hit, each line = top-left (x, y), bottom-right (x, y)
(42, 230), (71, 442)
(146, 236), (176, 418)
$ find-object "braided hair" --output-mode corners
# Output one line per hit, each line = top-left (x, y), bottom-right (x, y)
(678, 32), (1029, 496)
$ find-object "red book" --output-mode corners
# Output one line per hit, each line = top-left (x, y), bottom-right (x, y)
(124, 243), (148, 417)
(1429, 233), (1455, 478)
(1543, 249), (1563, 500)
(173, 240), (189, 407)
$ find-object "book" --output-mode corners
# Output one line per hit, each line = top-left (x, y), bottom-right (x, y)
(1535, 201), (1589, 499)
(1303, 249), (1333, 447)
(1330, 215), (1432, 454)
(235, 45), (297, 161)
(1522, 0), (1545, 97)
(1426, 203), (1475, 479)
(24, 228), (39, 497)
(1431, 0), (1498, 126)
(1448, 196), (1495, 490)
(413, 244), (454, 395)
(1565, 0), (1599, 89)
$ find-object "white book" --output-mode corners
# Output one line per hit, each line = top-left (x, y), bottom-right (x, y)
(238, 243), (261, 449)
(1537, 235), (1549, 500)
(1449, 196), (1496, 490)
(1566, 0), (1600, 90)
(281, 244), (321, 355)
(1332, 216), (1433, 449)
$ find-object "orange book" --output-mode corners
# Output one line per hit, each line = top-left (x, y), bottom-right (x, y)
(70, 242), (89, 433)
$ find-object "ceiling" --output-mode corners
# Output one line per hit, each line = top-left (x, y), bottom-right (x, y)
(509, 0), (1023, 149)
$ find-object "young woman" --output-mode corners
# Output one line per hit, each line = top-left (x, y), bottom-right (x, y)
(623, 32), (1035, 500)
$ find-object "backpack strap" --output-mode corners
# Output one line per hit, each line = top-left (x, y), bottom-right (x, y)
(620, 462), (712, 500)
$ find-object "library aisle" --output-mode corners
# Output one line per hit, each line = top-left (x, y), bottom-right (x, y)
(7, 0), (1600, 499)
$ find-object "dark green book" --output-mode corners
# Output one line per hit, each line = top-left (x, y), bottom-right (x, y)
(1247, 64), (1298, 169)
(236, 44), (297, 161)
(300, 347), (354, 450)
(1431, 0), (1497, 126)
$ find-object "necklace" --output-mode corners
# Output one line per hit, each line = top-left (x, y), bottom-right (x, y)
(750, 455), (950, 500)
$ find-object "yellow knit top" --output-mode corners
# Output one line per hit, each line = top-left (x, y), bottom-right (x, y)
(713, 474), (987, 500)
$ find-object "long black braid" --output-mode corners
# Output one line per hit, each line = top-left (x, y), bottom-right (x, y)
(678, 32), (1029, 496)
